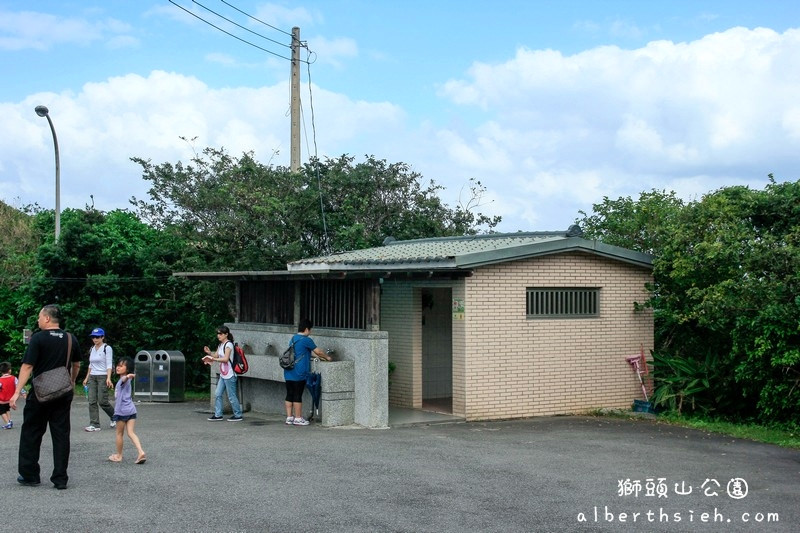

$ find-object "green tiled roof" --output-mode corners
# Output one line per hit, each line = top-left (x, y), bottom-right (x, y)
(288, 231), (653, 273)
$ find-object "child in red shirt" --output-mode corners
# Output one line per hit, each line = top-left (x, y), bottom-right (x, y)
(0, 361), (25, 429)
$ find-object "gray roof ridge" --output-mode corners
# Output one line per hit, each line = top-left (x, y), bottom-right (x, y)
(383, 230), (569, 246)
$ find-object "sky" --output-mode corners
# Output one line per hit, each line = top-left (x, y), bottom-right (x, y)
(1, 1), (799, 233)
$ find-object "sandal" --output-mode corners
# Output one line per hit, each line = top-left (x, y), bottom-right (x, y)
(108, 454), (122, 463)
(135, 454), (147, 465)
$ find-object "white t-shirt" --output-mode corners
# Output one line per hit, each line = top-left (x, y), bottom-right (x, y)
(88, 344), (114, 376)
(218, 341), (234, 380)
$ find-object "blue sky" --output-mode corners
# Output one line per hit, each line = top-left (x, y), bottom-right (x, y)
(1, 1), (799, 232)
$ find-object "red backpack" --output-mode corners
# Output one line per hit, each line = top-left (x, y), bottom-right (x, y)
(232, 343), (249, 375)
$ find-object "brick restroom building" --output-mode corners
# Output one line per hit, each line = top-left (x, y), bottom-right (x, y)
(176, 227), (653, 426)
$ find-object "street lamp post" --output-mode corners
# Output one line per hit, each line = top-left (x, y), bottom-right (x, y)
(35, 105), (61, 243)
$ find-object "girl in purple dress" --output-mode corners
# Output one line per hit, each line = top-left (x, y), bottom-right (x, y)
(108, 357), (146, 464)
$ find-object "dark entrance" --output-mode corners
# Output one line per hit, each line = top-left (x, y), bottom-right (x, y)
(421, 288), (453, 413)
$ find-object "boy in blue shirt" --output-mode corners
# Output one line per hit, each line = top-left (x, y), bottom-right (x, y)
(284, 319), (331, 426)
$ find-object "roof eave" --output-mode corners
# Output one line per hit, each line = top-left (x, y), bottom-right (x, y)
(454, 237), (653, 269)
(173, 267), (473, 281)
(288, 259), (458, 272)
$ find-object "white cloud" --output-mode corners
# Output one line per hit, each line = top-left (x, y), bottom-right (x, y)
(252, 4), (319, 28)
(0, 70), (406, 213)
(206, 52), (238, 66)
(305, 35), (358, 68)
(783, 107), (800, 140)
(3, 25), (799, 234)
(107, 35), (139, 50)
(609, 18), (645, 40)
(430, 27), (800, 229)
(0, 9), (133, 50)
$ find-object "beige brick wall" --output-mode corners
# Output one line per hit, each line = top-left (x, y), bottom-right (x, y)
(463, 252), (653, 420)
(380, 252), (653, 421)
(381, 281), (420, 408)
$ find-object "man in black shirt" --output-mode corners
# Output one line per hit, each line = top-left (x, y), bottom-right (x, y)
(10, 304), (81, 490)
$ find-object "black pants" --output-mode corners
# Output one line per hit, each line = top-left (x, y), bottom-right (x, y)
(285, 380), (305, 403)
(18, 391), (73, 486)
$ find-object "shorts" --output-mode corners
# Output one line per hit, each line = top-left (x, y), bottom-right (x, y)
(0, 403), (9, 415)
(112, 413), (137, 422)
(285, 380), (305, 403)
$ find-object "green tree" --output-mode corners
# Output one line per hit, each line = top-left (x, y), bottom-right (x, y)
(6, 207), (230, 390)
(131, 149), (500, 270)
(576, 189), (685, 255)
(578, 179), (800, 424)
(0, 201), (39, 356)
(298, 155), (500, 253)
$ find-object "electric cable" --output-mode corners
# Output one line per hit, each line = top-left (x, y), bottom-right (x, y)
(168, 0), (295, 62)
(191, 0), (289, 49)
(303, 44), (330, 254)
(1, 275), (176, 284)
(170, 1), (327, 248)
(220, 0), (294, 37)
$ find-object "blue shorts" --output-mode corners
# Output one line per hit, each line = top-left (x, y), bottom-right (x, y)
(112, 413), (137, 422)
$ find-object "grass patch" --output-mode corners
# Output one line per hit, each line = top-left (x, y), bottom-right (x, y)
(184, 389), (210, 401)
(70, 384), (210, 401)
(656, 414), (800, 449)
(592, 409), (800, 449)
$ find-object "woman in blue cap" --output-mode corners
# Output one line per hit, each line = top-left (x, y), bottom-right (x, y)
(82, 327), (115, 432)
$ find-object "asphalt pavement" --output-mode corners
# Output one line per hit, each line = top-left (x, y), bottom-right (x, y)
(1, 395), (797, 532)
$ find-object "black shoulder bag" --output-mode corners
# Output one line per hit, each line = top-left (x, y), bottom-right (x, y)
(33, 332), (74, 402)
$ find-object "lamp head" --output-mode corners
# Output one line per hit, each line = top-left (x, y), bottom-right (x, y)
(35, 105), (49, 117)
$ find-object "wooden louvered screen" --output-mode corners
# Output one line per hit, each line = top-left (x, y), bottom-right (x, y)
(239, 279), (379, 330)
(239, 281), (294, 325)
(299, 279), (377, 330)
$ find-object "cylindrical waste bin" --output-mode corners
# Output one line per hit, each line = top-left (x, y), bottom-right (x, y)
(134, 351), (154, 402)
(151, 350), (185, 402)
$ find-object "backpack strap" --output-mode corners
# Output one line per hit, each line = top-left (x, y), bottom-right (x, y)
(290, 338), (308, 364)
(65, 332), (72, 367)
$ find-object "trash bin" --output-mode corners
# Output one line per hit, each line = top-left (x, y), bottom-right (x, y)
(151, 350), (185, 402)
(134, 350), (154, 402)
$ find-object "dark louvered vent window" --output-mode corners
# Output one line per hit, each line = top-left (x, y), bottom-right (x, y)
(240, 281), (294, 325)
(526, 288), (599, 318)
(239, 279), (379, 330)
(300, 279), (373, 329)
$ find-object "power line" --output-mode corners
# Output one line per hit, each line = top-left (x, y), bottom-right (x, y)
(168, 0), (295, 62)
(304, 52), (320, 164)
(301, 46), (329, 254)
(191, 0), (289, 50)
(170, 2), (327, 249)
(1, 275), (176, 284)
(220, 0), (293, 38)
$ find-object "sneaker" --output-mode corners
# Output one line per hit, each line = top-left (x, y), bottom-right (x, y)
(84, 425), (101, 432)
(2, 421), (12, 429)
(285, 416), (295, 425)
(207, 415), (223, 421)
(292, 417), (310, 426)
(16, 475), (40, 487)
(109, 420), (116, 428)
(227, 416), (243, 422)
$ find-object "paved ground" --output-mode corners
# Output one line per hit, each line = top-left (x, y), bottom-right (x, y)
(1, 396), (797, 532)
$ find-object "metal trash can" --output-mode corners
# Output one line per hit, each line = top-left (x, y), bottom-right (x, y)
(151, 350), (185, 402)
(134, 350), (154, 402)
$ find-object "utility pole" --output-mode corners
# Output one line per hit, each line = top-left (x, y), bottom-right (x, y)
(290, 26), (301, 172)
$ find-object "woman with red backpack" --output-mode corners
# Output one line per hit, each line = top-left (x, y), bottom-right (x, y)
(203, 326), (243, 422)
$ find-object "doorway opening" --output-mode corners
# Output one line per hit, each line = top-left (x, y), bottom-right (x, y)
(421, 288), (452, 414)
